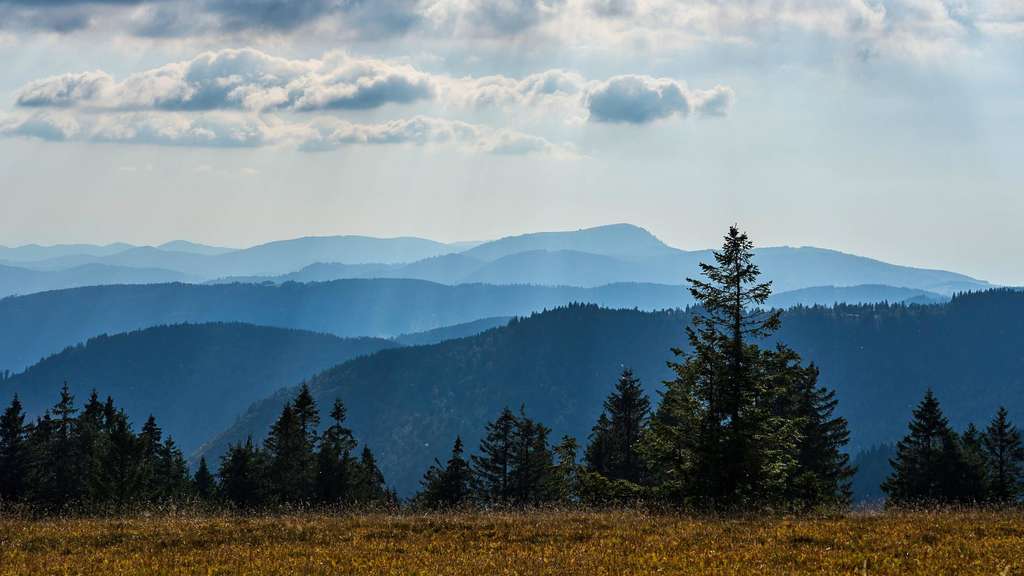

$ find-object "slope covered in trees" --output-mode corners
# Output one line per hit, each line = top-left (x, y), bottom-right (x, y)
(0, 279), (957, 373)
(201, 289), (1024, 496)
(0, 323), (396, 454)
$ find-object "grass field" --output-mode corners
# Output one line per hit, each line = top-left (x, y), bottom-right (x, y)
(1, 510), (1022, 575)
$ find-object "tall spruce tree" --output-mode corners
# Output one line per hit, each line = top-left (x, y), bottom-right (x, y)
(317, 398), (357, 504)
(508, 408), (555, 505)
(0, 395), (29, 501)
(643, 225), (851, 509)
(982, 407), (1024, 503)
(585, 368), (650, 484)
(882, 390), (973, 505)
(472, 407), (518, 504)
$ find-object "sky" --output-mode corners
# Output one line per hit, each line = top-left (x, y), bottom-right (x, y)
(0, 1), (1022, 284)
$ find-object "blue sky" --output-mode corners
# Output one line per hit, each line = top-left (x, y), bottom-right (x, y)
(1, 0), (1022, 284)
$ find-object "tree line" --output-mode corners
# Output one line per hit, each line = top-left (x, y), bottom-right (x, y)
(1, 226), (1020, 512)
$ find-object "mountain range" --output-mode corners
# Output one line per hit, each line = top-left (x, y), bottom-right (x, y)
(0, 224), (993, 298)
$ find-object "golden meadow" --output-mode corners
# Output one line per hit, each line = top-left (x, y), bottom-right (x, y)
(1, 509), (1022, 575)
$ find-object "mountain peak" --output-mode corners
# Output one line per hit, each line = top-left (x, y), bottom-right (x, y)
(463, 223), (675, 262)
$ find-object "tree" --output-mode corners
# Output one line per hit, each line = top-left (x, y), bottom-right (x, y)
(350, 446), (388, 505)
(29, 383), (89, 508)
(264, 399), (314, 503)
(193, 457), (218, 501)
(0, 395), (29, 501)
(643, 225), (851, 509)
(316, 398), (357, 504)
(585, 368), (650, 484)
(761, 345), (855, 508)
(550, 435), (580, 504)
(882, 390), (973, 505)
(508, 409), (555, 505)
(218, 437), (266, 508)
(418, 436), (473, 509)
(982, 407), (1024, 504)
(472, 407), (517, 504)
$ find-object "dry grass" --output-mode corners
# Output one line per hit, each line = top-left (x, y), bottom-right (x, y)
(1, 509), (1022, 575)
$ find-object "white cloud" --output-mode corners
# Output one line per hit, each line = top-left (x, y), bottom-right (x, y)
(15, 49), (436, 113)
(13, 48), (732, 127)
(0, 110), (574, 156)
(584, 76), (735, 123)
(300, 115), (577, 156)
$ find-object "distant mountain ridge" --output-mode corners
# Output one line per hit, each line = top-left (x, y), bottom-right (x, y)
(4, 225), (992, 297)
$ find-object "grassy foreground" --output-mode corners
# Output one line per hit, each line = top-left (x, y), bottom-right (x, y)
(1, 510), (1022, 575)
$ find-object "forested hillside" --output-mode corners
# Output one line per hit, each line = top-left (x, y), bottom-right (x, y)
(201, 290), (1024, 495)
(0, 280), (694, 371)
(0, 323), (396, 454)
(0, 279), (955, 373)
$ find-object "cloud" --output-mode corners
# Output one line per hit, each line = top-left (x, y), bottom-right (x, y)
(300, 115), (574, 156)
(0, 110), (573, 156)
(2, 0), (1017, 66)
(14, 49), (730, 126)
(16, 49), (436, 112)
(584, 76), (734, 124)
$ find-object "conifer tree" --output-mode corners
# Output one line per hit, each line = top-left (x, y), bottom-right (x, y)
(584, 413), (613, 478)
(350, 445), (387, 504)
(982, 407), (1024, 503)
(264, 401), (310, 503)
(959, 424), (990, 502)
(193, 457), (218, 501)
(0, 395), (29, 501)
(418, 436), (473, 509)
(643, 226), (851, 509)
(219, 437), (266, 508)
(509, 409), (555, 505)
(882, 390), (972, 505)
(317, 398), (357, 504)
(472, 407), (517, 504)
(152, 436), (191, 501)
(585, 369), (650, 484)
(551, 435), (580, 503)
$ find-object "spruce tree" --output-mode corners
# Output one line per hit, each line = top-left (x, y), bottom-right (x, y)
(585, 369), (649, 484)
(959, 424), (990, 502)
(551, 435), (580, 503)
(643, 225), (851, 509)
(882, 390), (971, 505)
(509, 409), (555, 505)
(472, 407), (517, 504)
(219, 437), (266, 508)
(316, 398), (357, 504)
(0, 395), (29, 502)
(193, 457), (217, 501)
(264, 401), (310, 503)
(762, 345), (855, 508)
(418, 436), (473, 509)
(982, 407), (1024, 503)
(350, 446), (387, 504)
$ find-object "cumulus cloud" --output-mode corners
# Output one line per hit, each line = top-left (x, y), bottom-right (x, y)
(14, 49), (731, 126)
(584, 76), (734, 123)
(0, 109), (573, 156)
(16, 49), (436, 113)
